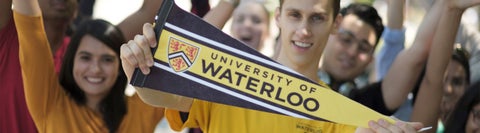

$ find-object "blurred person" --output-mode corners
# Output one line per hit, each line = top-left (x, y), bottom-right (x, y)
(319, 0), (456, 121)
(37, 0), (78, 72)
(409, 0), (480, 132)
(321, 3), (385, 90)
(320, 3), (406, 116)
(444, 81), (480, 133)
(319, 0), (407, 94)
(188, 1), (271, 132)
(229, 1), (270, 51)
(0, 0), (77, 132)
(437, 45), (471, 132)
(204, 0), (270, 51)
(385, 0), (452, 122)
(321, 3), (385, 94)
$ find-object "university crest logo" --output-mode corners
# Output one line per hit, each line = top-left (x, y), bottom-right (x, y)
(167, 37), (200, 72)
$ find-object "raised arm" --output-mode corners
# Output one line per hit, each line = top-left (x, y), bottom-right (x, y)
(386, 0), (404, 30)
(381, 0), (444, 111)
(11, 0), (41, 16)
(202, 0), (238, 29)
(12, 0), (64, 127)
(374, 0), (405, 80)
(121, 23), (193, 112)
(411, 0), (480, 131)
(117, 0), (163, 40)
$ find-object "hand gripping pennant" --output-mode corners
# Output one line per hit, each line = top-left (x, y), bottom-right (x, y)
(131, 0), (393, 128)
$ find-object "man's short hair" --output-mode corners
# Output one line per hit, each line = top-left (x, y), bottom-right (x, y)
(279, 0), (340, 20)
(340, 3), (384, 46)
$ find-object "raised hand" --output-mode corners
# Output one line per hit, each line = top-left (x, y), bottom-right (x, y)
(120, 23), (158, 82)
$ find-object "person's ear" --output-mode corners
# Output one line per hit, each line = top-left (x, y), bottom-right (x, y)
(330, 14), (343, 35)
(275, 7), (281, 28)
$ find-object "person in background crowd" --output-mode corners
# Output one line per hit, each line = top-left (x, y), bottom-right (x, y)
(0, 0), (78, 132)
(204, 0), (271, 52)
(444, 81), (480, 133)
(435, 45), (471, 132)
(409, 0), (480, 132)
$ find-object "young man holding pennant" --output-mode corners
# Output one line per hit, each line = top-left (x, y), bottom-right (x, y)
(121, 0), (424, 132)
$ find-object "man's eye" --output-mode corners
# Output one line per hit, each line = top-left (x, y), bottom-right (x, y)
(288, 12), (301, 19)
(339, 35), (353, 44)
(359, 43), (373, 53)
(252, 16), (262, 24)
(235, 17), (244, 23)
(312, 15), (325, 22)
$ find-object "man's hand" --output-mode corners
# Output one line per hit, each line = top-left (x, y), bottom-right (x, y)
(356, 119), (424, 133)
(120, 23), (158, 82)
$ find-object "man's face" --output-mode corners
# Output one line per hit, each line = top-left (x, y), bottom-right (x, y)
(322, 14), (376, 81)
(275, 0), (338, 67)
(39, 0), (78, 20)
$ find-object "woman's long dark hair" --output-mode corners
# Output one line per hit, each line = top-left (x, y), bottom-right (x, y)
(444, 81), (480, 133)
(59, 19), (127, 133)
(452, 46), (470, 84)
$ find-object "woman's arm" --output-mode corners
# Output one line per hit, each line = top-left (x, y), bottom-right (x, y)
(411, 0), (480, 132)
(13, 0), (63, 128)
(381, 0), (444, 111)
(12, 0), (41, 16)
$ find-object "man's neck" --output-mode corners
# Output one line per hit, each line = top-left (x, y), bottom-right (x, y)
(276, 57), (320, 83)
(43, 18), (70, 53)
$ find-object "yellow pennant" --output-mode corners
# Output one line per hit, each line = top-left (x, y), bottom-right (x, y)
(130, 0), (393, 128)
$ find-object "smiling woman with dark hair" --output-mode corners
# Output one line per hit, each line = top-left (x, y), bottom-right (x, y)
(59, 19), (129, 132)
(13, 0), (164, 132)
(439, 45), (471, 126)
(444, 81), (480, 133)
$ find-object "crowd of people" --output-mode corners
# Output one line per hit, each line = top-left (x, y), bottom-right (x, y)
(1, 0), (480, 132)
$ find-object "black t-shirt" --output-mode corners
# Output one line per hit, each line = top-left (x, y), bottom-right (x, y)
(347, 81), (396, 116)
